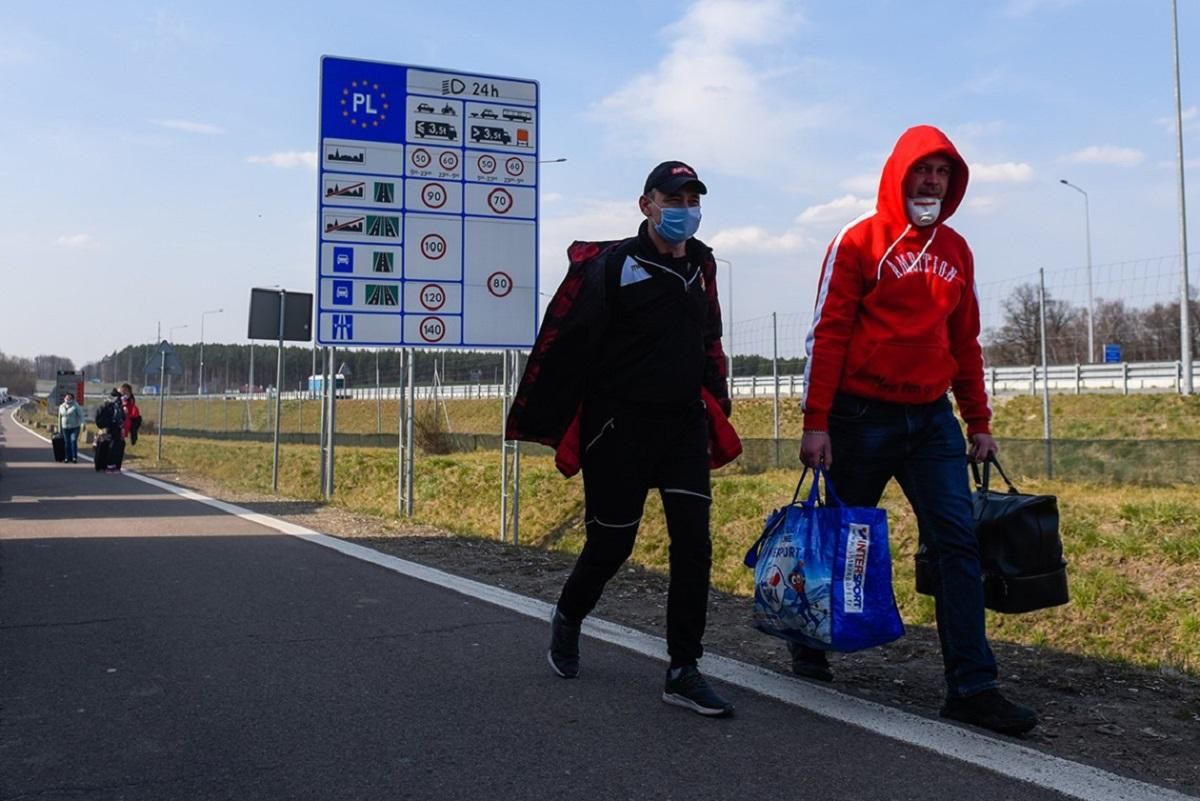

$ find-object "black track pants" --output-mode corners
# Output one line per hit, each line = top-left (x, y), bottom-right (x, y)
(556, 400), (713, 667)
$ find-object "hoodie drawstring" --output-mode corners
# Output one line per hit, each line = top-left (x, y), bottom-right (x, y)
(876, 225), (939, 281)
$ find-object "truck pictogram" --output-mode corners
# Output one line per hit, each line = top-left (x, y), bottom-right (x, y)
(470, 125), (511, 145)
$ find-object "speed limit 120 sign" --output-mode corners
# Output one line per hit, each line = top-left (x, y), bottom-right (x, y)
(317, 56), (539, 348)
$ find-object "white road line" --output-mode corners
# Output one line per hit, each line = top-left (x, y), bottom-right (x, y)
(4, 406), (1194, 801)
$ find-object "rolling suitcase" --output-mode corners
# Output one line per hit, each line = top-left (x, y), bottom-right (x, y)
(94, 433), (111, 472)
(52, 432), (66, 462)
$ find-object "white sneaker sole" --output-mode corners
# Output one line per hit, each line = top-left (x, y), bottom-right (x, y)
(547, 650), (578, 679)
(661, 691), (734, 717)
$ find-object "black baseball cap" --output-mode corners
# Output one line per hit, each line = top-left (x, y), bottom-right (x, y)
(644, 160), (707, 195)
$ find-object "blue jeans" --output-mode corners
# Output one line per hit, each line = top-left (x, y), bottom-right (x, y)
(62, 427), (80, 461)
(826, 392), (997, 698)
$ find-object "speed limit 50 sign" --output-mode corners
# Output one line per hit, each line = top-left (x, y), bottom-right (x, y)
(316, 56), (540, 348)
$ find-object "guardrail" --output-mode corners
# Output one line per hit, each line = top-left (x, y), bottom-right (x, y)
(156, 359), (1200, 402)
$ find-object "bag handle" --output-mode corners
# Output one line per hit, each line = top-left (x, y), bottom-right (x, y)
(745, 466), (839, 569)
(970, 454), (1020, 495)
(790, 465), (845, 508)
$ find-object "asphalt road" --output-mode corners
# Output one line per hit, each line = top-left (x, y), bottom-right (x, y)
(0, 405), (1071, 801)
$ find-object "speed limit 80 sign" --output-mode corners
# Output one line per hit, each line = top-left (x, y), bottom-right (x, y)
(317, 56), (539, 348)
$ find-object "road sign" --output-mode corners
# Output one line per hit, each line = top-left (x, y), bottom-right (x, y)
(316, 56), (540, 348)
(1104, 343), (1122, 363)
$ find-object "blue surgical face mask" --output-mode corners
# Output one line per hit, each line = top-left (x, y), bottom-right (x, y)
(652, 202), (702, 244)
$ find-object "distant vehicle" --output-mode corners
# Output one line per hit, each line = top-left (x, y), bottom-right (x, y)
(0, 386), (8, 403)
(307, 374), (351, 399)
(501, 108), (532, 122)
(479, 109), (498, 119)
(440, 104), (456, 115)
(415, 103), (435, 114)
(470, 125), (511, 145)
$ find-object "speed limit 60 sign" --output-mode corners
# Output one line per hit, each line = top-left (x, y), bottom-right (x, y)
(316, 56), (540, 348)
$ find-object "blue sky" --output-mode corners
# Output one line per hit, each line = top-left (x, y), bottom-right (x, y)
(2, 0), (1197, 365)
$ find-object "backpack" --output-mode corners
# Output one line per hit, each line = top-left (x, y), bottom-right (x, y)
(95, 400), (118, 429)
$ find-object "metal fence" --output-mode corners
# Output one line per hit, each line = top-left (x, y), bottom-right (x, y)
(173, 359), (1200, 403)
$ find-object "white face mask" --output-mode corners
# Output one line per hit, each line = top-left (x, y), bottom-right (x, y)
(905, 196), (941, 227)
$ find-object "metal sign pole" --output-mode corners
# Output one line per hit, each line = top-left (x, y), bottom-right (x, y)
(325, 346), (337, 498)
(272, 290), (285, 491)
(400, 347), (410, 513)
(500, 350), (510, 542)
(511, 350), (522, 546)
(318, 346), (327, 493)
(404, 347), (415, 516)
(156, 347), (165, 463)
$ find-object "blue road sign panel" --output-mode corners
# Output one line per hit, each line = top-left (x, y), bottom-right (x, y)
(1104, 344), (1122, 363)
(316, 56), (540, 348)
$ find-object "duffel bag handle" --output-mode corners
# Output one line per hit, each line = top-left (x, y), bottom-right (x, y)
(971, 455), (1020, 495)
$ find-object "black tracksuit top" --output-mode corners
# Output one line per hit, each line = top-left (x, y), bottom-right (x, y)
(591, 227), (709, 410)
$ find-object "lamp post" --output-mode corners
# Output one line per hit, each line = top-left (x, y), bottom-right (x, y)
(1058, 179), (1095, 363)
(715, 257), (734, 391)
(199, 308), (223, 395)
(1171, 0), (1192, 395)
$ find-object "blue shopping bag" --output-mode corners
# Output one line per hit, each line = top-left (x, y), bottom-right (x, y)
(743, 467), (904, 652)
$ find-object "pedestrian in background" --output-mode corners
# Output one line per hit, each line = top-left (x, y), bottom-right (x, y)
(57, 392), (84, 463)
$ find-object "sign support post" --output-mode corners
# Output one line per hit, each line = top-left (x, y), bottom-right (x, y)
(272, 290), (286, 491)
(156, 348), (166, 463)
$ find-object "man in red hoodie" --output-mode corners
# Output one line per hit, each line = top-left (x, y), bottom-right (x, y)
(796, 125), (1037, 736)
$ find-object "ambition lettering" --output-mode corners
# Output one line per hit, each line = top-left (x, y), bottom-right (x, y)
(885, 252), (959, 283)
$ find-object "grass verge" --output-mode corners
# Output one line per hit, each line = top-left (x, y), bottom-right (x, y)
(123, 433), (1199, 676)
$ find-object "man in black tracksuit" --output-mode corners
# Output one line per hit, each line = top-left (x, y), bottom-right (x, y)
(506, 161), (735, 717)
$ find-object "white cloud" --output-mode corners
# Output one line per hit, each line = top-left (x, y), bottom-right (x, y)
(1155, 105), (1199, 135)
(708, 225), (811, 253)
(54, 234), (94, 248)
(796, 194), (874, 226)
(964, 196), (999, 213)
(1003, 0), (1080, 18)
(839, 173), (878, 194)
(593, 0), (826, 179)
(970, 161), (1034, 182)
(246, 151), (318, 170)
(1062, 145), (1145, 167)
(150, 118), (225, 135)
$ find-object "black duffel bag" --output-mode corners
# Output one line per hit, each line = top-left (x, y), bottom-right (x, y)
(915, 456), (1068, 613)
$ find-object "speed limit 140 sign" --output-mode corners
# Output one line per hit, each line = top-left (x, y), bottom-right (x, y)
(316, 56), (540, 348)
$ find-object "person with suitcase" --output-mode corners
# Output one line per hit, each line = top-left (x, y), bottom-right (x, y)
(93, 389), (126, 472)
(56, 392), (84, 463)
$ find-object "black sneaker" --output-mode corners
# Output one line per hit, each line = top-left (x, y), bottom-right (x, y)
(787, 642), (833, 682)
(940, 689), (1038, 735)
(547, 606), (580, 679)
(662, 666), (734, 717)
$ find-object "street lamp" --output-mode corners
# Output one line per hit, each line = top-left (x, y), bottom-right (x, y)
(199, 308), (223, 395)
(1058, 179), (1095, 362)
(715, 257), (734, 389)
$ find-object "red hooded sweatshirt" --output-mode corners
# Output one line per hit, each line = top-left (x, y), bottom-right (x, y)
(803, 125), (991, 436)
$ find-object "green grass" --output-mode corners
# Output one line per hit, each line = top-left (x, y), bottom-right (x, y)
(23, 393), (1200, 672)
(123, 392), (1200, 443)
(127, 431), (1200, 676)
